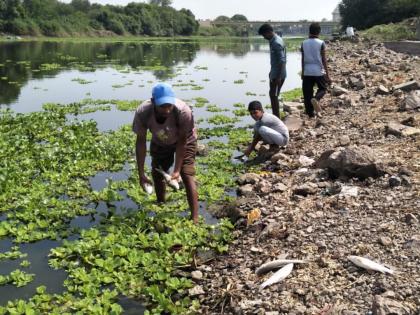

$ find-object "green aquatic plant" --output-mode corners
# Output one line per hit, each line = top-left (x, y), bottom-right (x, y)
(233, 108), (248, 117)
(206, 104), (227, 113)
(39, 63), (62, 71)
(71, 78), (94, 85)
(281, 88), (302, 102)
(207, 114), (240, 125)
(233, 79), (244, 84)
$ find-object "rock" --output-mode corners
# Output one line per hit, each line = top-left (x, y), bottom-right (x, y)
(385, 122), (420, 137)
(293, 183), (318, 196)
(284, 115), (303, 132)
(379, 236), (392, 246)
(376, 85), (389, 95)
(191, 270), (203, 281)
(238, 184), (255, 197)
(339, 185), (358, 197)
(388, 176), (402, 188)
(271, 152), (290, 163)
(405, 213), (419, 225)
(258, 222), (288, 240)
(298, 155), (315, 167)
(404, 234), (420, 254)
(371, 294), (412, 315)
(392, 80), (419, 92)
(400, 90), (420, 111)
(196, 143), (209, 156)
(331, 86), (349, 96)
(283, 102), (303, 114)
(237, 173), (261, 185)
(314, 146), (385, 180)
(272, 182), (287, 192)
(339, 135), (351, 146)
(349, 77), (365, 90)
(256, 180), (271, 194)
(207, 201), (244, 222)
(188, 285), (205, 296)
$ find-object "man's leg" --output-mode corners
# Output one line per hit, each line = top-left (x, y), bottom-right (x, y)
(314, 76), (328, 101)
(258, 126), (288, 147)
(181, 141), (198, 223)
(269, 78), (285, 118)
(150, 142), (174, 203)
(302, 76), (315, 117)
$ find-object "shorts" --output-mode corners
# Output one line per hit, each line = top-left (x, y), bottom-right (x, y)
(150, 141), (197, 176)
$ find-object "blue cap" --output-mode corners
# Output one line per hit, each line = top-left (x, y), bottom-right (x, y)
(152, 83), (176, 106)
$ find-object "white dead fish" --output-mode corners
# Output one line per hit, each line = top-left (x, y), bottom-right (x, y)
(259, 263), (293, 290)
(155, 166), (180, 190)
(143, 183), (154, 195)
(256, 259), (306, 275)
(348, 256), (394, 275)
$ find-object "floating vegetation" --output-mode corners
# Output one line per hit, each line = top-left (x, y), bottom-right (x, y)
(233, 102), (245, 108)
(233, 79), (244, 84)
(233, 108), (249, 117)
(57, 54), (78, 61)
(194, 66), (208, 70)
(206, 104), (227, 113)
(39, 63), (62, 71)
(207, 114), (240, 125)
(113, 100), (140, 111)
(0, 98), (249, 313)
(71, 78), (94, 84)
(245, 91), (257, 96)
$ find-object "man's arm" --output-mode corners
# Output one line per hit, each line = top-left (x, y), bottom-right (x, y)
(135, 129), (151, 189)
(321, 45), (331, 83)
(244, 134), (262, 156)
(301, 44), (304, 80)
(172, 131), (187, 180)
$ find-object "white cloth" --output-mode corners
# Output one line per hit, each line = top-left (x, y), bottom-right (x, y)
(346, 26), (355, 37)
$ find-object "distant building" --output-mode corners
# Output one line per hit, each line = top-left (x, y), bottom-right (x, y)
(198, 19), (212, 27)
(332, 5), (341, 23)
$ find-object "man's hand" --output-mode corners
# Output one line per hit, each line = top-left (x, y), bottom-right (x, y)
(171, 170), (181, 182)
(140, 174), (152, 192)
(325, 74), (332, 85)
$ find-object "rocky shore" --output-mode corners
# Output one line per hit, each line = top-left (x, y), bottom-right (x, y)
(195, 39), (420, 314)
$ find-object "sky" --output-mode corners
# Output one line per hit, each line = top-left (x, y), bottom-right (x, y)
(62, 0), (342, 21)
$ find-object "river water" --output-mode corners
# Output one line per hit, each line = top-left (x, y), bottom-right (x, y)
(0, 38), (303, 311)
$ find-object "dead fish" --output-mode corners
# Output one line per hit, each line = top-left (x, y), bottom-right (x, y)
(348, 256), (394, 274)
(143, 183), (154, 195)
(155, 166), (180, 190)
(234, 154), (248, 162)
(259, 263), (293, 290)
(256, 259), (306, 275)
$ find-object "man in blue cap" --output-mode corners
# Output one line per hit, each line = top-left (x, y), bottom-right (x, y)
(132, 83), (198, 223)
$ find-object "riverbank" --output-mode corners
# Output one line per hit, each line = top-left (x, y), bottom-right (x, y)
(195, 39), (420, 314)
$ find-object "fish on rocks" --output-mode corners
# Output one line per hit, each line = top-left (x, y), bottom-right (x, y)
(259, 263), (294, 290)
(347, 256), (394, 274)
(143, 183), (154, 194)
(256, 259), (306, 275)
(155, 166), (180, 190)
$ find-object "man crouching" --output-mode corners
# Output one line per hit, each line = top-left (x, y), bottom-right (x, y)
(132, 83), (198, 223)
(244, 101), (289, 157)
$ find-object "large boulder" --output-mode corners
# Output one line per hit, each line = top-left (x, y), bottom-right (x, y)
(314, 146), (385, 180)
(385, 122), (420, 137)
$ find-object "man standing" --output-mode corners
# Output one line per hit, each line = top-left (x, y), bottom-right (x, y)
(301, 22), (331, 118)
(244, 101), (289, 157)
(132, 83), (199, 223)
(258, 23), (287, 118)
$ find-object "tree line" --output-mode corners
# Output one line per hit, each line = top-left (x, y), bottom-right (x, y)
(0, 0), (198, 36)
(339, 0), (420, 30)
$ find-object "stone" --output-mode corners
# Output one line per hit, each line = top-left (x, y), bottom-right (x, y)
(272, 182), (287, 192)
(298, 155), (315, 167)
(256, 180), (271, 194)
(293, 183), (318, 196)
(379, 236), (392, 246)
(385, 122), (420, 137)
(188, 285), (205, 296)
(237, 184), (255, 197)
(283, 102), (303, 114)
(271, 152), (290, 163)
(196, 143), (209, 156)
(404, 234), (420, 254)
(339, 135), (351, 146)
(284, 115), (303, 132)
(331, 86), (349, 96)
(400, 90), (420, 111)
(376, 85), (389, 95)
(191, 270), (203, 281)
(388, 176), (402, 188)
(371, 294), (412, 315)
(314, 146), (385, 180)
(237, 173), (261, 185)
(339, 185), (358, 197)
(392, 80), (419, 92)
(405, 213), (419, 225)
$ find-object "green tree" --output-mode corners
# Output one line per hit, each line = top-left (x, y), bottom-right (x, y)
(149, 0), (172, 7)
(231, 14), (247, 22)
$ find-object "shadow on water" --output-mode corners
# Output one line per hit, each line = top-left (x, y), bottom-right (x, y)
(0, 240), (67, 306)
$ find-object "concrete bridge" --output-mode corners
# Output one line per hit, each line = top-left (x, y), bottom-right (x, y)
(210, 20), (340, 36)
